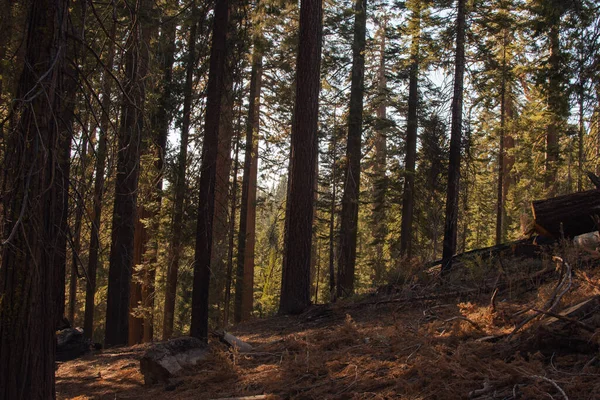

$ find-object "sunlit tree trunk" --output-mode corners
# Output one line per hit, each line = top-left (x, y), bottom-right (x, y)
(235, 28), (263, 323)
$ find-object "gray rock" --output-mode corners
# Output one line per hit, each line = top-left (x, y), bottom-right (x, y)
(140, 336), (209, 385)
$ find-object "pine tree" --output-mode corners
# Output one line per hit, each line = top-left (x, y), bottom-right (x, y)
(337, 0), (368, 297)
(280, 0), (323, 314)
(190, 0), (230, 342)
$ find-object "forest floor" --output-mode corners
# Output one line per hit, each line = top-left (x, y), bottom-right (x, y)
(56, 247), (600, 399)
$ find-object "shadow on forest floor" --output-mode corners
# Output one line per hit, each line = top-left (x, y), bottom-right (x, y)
(57, 251), (600, 399)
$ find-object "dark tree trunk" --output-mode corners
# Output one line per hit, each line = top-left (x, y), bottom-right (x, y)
(0, 0), (68, 397)
(105, 0), (152, 347)
(190, 0), (229, 342)
(371, 20), (387, 284)
(400, 0), (420, 257)
(235, 30), (263, 323)
(163, 4), (198, 340)
(224, 121), (241, 327)
(329, 124), (338, 302)
(212, 21), (239, 310)
(441, 0), (467, 273)
(337, 0), (367, 298)
(84, 8), (116, 341)
(280, 0), (323, 314)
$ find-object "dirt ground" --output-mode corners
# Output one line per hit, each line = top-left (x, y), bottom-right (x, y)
(56, 254), (600, 399)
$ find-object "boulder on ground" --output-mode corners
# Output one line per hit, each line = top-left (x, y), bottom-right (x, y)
(140, 336), (209, 385)
(56, 328), (92, 361)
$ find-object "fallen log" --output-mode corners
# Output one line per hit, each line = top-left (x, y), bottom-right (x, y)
(532, 189), (600, 239)
(140, 336), (209, 385)
(423, 238), (542, 269)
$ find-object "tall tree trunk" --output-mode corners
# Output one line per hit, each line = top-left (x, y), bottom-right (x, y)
(212, 6), (240, 310)
(577, 29), (585, 192)
(143, 10), (177, 342)
(163, 5), (198, 340)
(400, 0), (420, 257)
(545, 23), (561, 192)
(0, 0), (68, 397)
(83, 7), (116, 340)
(280, 0), (323, 314)
(495, 27), (509, 245)
(371, 20), (387, 284)
(68, 126), (89, 324)
(329, 122), (338, 301)
(129, 13), (161, 346)
(105, 0), (152, 347)
(235, 29), (263, 323)
(190, 0), (229, 342)
(441, 0), (467, 272)
(128, 207), (147, 345)
(337, 0), (367, 298)
(224, 119), (241, 327)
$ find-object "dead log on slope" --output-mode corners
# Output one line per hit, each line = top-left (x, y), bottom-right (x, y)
(532, 189), (600, 239)
(423, 238), (542, 270)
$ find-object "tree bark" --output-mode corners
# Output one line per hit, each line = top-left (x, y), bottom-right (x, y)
(235, 28), (263, 323)
(163, 4), (198, 340)
(532, 189), (600, 239)
(190, 0), (229, 342)
(0, 0), (68, 397)
(280, 0), (323, 314)
(337, 0), (367, 298)
(400, 0), (420, 257)
(441, 0), (467, 273)
(105, 0), (152, 347)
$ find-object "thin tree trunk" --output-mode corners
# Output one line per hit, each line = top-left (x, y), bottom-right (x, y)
(441, 0), (467, 273)
(190, 0), (229, 342)
(280, 0), (323, 314)
(163, 5), (198, 339)
(83, 7), (116, 341)
(545, 23), (561, 192)
(0, 0), (68, 396)
(400, 0), (420, 257)
(337, 0), (367, 298)
(224, 116), (241, 327)
(105, 0), (152, 347)
(235, 30), (263, 323)
(128, 207), (147, 345)
(329, 118), (338, 301)
(496, 28), (508, 245)
(142, 10), (177, 342)
(371, 20), (387, 284)
(68, 126), (89, 324)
